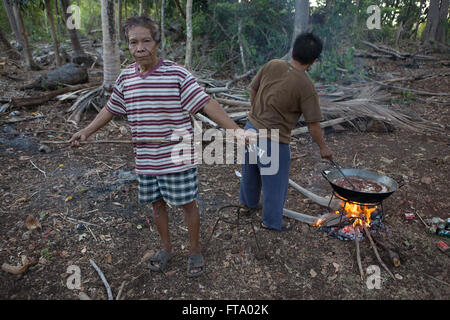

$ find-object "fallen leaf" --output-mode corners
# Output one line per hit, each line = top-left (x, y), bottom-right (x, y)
(328, 274), (338, 281)
(310, 269), (317, 278)
(105, 253), (112, 264)
(420, 176), (432, 185)
(332, 262), (340, 272)
(380, 156), (394, 164)
(25, 215), (41, 231)
(78, 292), (92, 300)
(16, 197), (31, 205)
(60, 251), (70, 258)
(1, 257), (37, 275)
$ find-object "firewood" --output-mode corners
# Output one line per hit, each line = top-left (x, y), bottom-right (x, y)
(363, 225), (395, 279)
(355, 226), (364, 280)
(10, 83), (100, 108)
(371, 236), (401, 267)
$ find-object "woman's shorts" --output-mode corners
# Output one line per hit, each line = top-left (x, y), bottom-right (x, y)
(138, 168), (198, 206)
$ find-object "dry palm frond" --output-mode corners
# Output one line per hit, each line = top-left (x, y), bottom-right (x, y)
(319, 86), (443, 133)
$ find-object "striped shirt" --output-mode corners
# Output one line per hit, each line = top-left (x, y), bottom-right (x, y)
(105, 59), (210, 175)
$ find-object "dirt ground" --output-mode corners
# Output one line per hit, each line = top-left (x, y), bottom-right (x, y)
(0, 54), (449, 301)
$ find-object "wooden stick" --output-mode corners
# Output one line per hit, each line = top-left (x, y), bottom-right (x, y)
(374, 80), (450, 96)
(291, 117), (357, 136)
(372, 236), (401, 267)
(41, 138), (183, 144)
(414, 211), (429, 228)
(116, 281), (126, 300)
(355, 226), (365, 281)
(363, 225), (395, 279)
(10, 83), (100, 108)
(89, 259), (113, 300)
(29, 160), (47, 178)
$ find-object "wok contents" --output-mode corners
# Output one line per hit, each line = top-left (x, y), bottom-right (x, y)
(335, 176), (390, 193)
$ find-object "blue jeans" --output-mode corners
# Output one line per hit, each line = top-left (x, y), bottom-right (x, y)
(238, 121), (290, 230)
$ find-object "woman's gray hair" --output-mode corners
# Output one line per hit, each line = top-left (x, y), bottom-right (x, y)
(122, 16), (161, 44)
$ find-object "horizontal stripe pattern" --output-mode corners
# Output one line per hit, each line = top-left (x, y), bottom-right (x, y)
(105, 60), (209, 175)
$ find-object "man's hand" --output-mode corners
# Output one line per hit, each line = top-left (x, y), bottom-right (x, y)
(320, 145), (333, 161)
(69, 129), (90, 147)
(232, 128), (258, 147)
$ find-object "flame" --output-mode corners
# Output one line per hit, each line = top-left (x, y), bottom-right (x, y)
(342, 201), (377, 227)
(314, 200), (377, 228)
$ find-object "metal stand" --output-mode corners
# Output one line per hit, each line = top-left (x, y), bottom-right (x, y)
(203, 205), (263, 258)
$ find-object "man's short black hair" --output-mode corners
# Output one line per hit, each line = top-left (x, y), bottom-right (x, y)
(292, 32), (323, 65)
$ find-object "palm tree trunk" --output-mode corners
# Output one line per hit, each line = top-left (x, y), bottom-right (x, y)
(118, 0), (123, 41)
(160, 0), (165, 55)
(45, 0), (62, 66)
(292, 0), (310, 45)
(61, 0), (85, 56)
(185, 0), (192, 69)
(101, 0), (121, 91)
(12, 2), (40, 70)
(0, 28), (22, 60)
(2, 0), (24, 49)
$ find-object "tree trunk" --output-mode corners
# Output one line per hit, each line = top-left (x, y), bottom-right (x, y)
(436, 0), (449, 42)
(413, 0), (426, 40)
(2, 0), (24, 49)
(118, 0), (123, 41)
(101, 0), (121, 91)
(0, 28), (22, 60)
(238, 19), (247, 72)
(174, 0), (186, 19)
(61, 0), (85, 56)
(185, 0), (192, 69)
(160, 0), (165, 55)
(292, 0), (310, 45)
(139, 0), (143, 15)
(12, 2), (40, 70)
(142, 0), (150, 16)
(45, 0), (62, 66)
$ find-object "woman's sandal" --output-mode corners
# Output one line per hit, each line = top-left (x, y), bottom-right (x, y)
(147, 250), (175, 272)
(187, 254), (205, 278)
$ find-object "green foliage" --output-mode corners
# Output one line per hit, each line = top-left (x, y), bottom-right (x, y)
(309, 47), (367, 84)
(191, 0), (295, 74)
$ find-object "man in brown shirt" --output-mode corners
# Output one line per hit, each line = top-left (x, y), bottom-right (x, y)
(239, 32), (333, 231)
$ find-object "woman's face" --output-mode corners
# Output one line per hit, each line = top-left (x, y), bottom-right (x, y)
(128, 26), (160, 68)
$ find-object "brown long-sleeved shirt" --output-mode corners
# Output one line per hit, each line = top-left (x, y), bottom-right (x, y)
(248, 59), (323, 144)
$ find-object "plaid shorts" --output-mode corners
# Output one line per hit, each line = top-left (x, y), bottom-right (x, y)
(138, 168), (198, 206)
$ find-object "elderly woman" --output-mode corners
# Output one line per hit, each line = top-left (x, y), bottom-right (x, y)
(70, 16), (252, 277)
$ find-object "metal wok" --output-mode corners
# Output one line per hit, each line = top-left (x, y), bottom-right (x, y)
(322, 168), (403, 204)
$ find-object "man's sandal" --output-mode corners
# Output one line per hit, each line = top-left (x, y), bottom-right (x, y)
(147, 250), (175, 272)
(187, 254), (205, 278)
(238, 205), (258, 216)
(260, 220), (293, 232)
